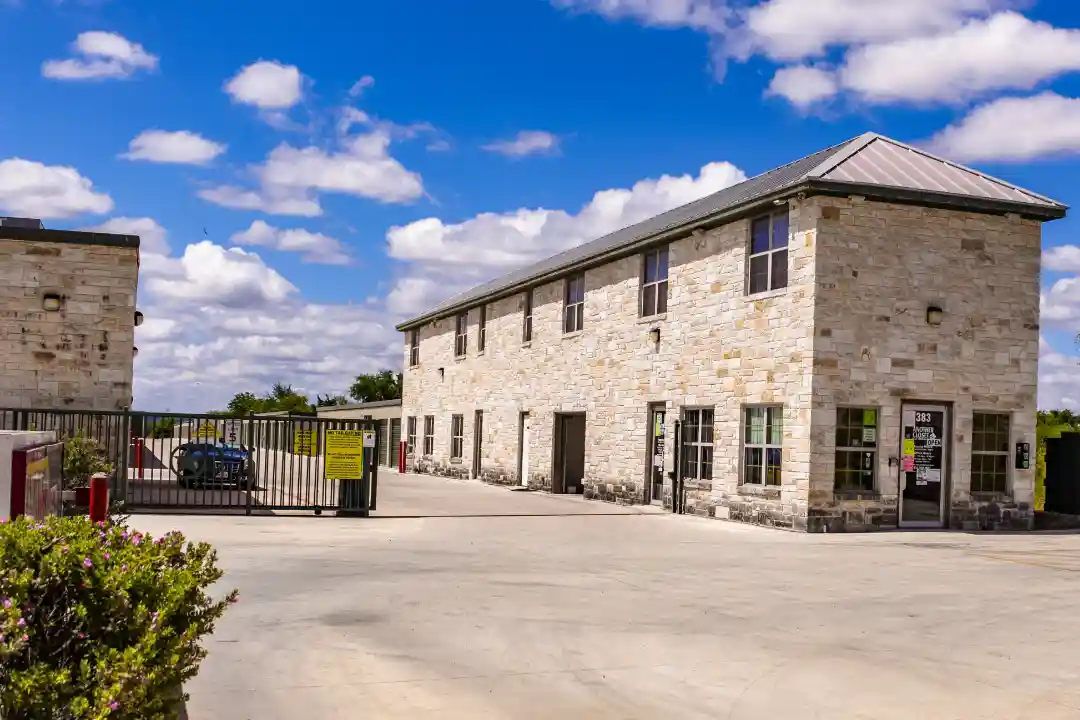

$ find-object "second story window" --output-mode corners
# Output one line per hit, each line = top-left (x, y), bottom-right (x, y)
(408, 329), (419, 367)
(747, 210), (789, 295)
(478, 306), (487, 353)
(640, 246), (669, 317)
(522, 290), (533, 343)
(564, 274), (584, 334)
(454, 312), (468, 357)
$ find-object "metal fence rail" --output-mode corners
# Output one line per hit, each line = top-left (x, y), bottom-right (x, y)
(0, 409), (380, 516)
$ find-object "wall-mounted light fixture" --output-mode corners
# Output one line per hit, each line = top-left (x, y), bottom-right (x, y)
(926, 305), (944, 326)
(649, 327), (661, 344)
(132, 346), (138, 358)
(438, 367), (445, 379)
(134, 310), (145, 327)
(42, 293), (62, 312)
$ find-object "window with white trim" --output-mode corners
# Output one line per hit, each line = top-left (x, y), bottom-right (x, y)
(423, 415), (434, 456)
(454, 313), (467, 357)
(834, 407), (878, 492)
(564, 274), (584, 334)
(971, 413), (1009, 494)
(747, 211), (789, 295)
(478, 306), (487, 353)
(408, 330), (419, 367)
(406, 416), (417, 455)
(743, 406), (783, 485)
(450, 414), (464, 459)
(522, 290), (533, 343)
(681, 408), (714, 482)
(640, 246), (669, 317)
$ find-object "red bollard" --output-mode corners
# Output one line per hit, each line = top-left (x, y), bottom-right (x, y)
(89, 475), (109, 524)
(398, 440), (406, 474)
(134, 437), (144, 479)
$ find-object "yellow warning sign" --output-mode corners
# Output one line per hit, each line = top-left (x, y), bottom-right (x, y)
(194, 423), (218, 439)
(293, 429), (316, 457)
(326, 429), (365, 479)
(902, 439), (915, 456)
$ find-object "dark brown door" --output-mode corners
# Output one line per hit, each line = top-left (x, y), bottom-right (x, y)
(472, 410), (483, 479)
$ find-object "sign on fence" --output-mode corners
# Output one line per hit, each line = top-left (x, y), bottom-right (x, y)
(325, 429), (365, 479)
(194, 423), (218, 439)
(293, 429), (316, 456)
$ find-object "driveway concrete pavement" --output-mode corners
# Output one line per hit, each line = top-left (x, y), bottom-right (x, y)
(132, 471), (1080, 719)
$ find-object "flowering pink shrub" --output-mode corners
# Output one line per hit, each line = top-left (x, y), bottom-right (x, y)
(0, 516), (237, 718)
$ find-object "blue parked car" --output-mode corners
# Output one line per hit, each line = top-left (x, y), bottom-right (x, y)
(171, 442), (255, 489)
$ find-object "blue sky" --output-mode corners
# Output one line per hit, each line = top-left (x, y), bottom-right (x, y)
(2, 0), (1080, 411)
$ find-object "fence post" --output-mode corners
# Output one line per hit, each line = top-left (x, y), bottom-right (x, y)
(245, 413), (255, 517)
(370, 421), (379, 512)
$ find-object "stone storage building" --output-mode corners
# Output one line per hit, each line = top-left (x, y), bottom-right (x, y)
(0, 218), (141, 411)
(396, 133), (1066, 532)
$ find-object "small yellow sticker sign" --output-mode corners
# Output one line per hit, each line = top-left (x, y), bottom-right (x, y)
(902, 439), (915, 456)
(194, 423), (218, 439)
(325, 429), (365, 479)
(293, 429), (316, 457)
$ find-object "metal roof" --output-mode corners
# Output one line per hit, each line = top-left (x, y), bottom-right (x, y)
(398, 132), (1067, 330)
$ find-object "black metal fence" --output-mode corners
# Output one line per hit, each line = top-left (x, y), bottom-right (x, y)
(0, 409), (380, 516)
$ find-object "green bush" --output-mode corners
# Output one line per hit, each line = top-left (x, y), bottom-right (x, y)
(0, 516), (237, 719)
(63, 433), (114, 489)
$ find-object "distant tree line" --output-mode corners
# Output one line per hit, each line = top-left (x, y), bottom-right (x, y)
(217, 371), (402, 417)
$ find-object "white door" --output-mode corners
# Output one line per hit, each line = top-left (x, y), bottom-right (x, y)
(519, 413), (530, 487)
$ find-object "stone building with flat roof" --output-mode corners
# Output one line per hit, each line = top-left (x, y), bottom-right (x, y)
(0, 217), (141, 411)
(397, 133), (1066, 532)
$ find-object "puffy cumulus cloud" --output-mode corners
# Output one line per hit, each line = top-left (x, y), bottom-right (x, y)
(728, 0), (1011, 62)
(386, 159), (747, 316)
(1038, 337), (1080, 410)
(199, 130), (424, 216)
(836, 13), (1080, 105)
(230, 220), (351, 265)
(143, 241), (297, 309)
(482, 131), (561, 158)
(925, 93), (1080, 163)
(1044, 244), (1080, 274)
(121, 130), (226, 165)
(0, 158), (113, 218)
(224, 60), (304, 109)
(82, 217), (169, 255)
(765, 65), (838, 108)
(42, 31), (158, 80)
(552, 0), (730, 32)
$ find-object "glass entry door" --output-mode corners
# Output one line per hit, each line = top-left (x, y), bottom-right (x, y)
(899, 404), (949, 527)
(648, 406), (666, 505)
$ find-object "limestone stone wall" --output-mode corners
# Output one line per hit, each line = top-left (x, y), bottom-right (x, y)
(401, 197), (821, 524)
(0, 233), (139, 411)
(808, 198), (1040, 531)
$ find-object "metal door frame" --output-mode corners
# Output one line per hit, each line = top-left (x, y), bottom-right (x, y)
(898, 402), (951, 528)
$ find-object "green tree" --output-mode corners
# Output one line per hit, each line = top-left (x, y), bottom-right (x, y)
(226, 392), (262, 416)
(315, 394), (350, 407)
(348, 370), (402, 403)
(222, 383), (315, 416)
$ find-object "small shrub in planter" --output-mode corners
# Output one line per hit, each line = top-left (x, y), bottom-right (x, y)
(63, 432), (114, 491)
(0, 516), (237, 719)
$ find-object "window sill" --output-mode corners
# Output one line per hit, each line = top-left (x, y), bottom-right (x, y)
(738, 484), (781, 498)
(834, 490), (881, 501)
(637, 313), (667, 324)
(449, 457), (463, 465)
(521, 341), (532, 348)
(562, 330), (583, 339)
(970, 492), (1011, 503)
(745, 288), (788, 302)
(421, 454), (433, 461)
(477, 351), (485, 357)
(453, 355), (467, 362)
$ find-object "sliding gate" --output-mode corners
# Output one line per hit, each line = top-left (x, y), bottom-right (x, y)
(0, 409), (380, 516)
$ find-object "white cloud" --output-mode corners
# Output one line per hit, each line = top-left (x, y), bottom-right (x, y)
(837, 12), (1080, 105)
(553, 0), (730, 32)
(200, 131), (424, 216)
(83, 217), (169, 255)
(1037, 337), (1080, 410)
(1044, 244), (1080, 274)
(728, 0), (1010, 61)
(121, 130), (226, 165)
(0, 158), (113, 218)
(386, 159), (747, 316)
(482, 131), (561, 158)
(224, 60), (303, 109)
(42, 31), (158, 80)
(144, 241), (297, 309)
(766, 65), (838, 107)
(230, 220), (351, 265)
(348, 75), (375, 97)
(926, 93), (1080, 162)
